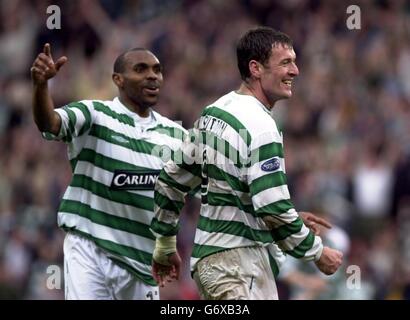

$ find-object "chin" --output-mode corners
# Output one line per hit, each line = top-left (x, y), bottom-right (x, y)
(144, 98), (158, 107)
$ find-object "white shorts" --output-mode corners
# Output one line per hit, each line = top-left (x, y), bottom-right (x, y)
(63, 232), (159, 300)
(193, 246), (278, 300)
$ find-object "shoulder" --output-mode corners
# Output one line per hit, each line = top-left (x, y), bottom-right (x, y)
(65, 99), (114, 111)
(207, 92), (281, 145)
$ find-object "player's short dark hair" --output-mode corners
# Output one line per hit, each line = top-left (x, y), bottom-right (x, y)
(113, 48), (148, 73)
(237, 27), (293, 80)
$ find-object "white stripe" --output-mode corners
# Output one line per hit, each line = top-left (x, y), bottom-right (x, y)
(301, 236), (323, 261)
(165, 161), (202, 188)
(252, 185), (291, 211)
(261, 208), (299, 229)
(199, 205), (268, 231)
(153, 208), (179, 227)
(250, 130), (283, 150)
(207, 180), (252, 205)
(200, 145), (246, 176)
(63, 186), (154, 226)
(155, 181), (185, 205)
(58, 212), (155, 254)
(276, 224), (310, 252)
(247, 157), (285, 183)
(194, 228), (258, 248)
(84, 135), (164, 170)
(95, 110), (184, 148)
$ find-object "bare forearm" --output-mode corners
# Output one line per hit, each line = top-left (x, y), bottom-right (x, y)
(31, 43), (67, 135)
(32, 82), (61, 134)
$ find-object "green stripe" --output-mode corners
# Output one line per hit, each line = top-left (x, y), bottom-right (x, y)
(70, 174), (153, 211)
(207, 164), (248, 193)
(200, 131), (246, 167)
(69, 158), (77, 172)
(207, 192), (255, 215)
(60, 199), (155, 240)
(157, 170), (192, 193)
(175, 154), (202, 177)
(284, 231), (315, 259)
(61, 228), (155, 285)
(76, 148), (151, 172)
(42, 132), (55, 140)
(146, 124), (186, 140)
(150, 217), (179, 236)
(271, 217), (303, 242)
(255, 199), (294, 217)
(268, 251), (280, 278)
(197, 215), (273, 243)
(63, 106), (77, 136)
(89, 124), (165, 157)
(66, 102), (92, 135)
(154, 190), (184, 212)
(250, 142), (283, 165)
(93, 101), (135, 126)
(191, 243), (228, 259)
(249, 171), (287, 196)
(201, 106), (251, 147)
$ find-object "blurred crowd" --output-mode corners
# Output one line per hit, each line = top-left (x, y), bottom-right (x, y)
(1, 0), (410, 299)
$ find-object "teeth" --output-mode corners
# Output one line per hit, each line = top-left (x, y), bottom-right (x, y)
(283, 80), (292, 85)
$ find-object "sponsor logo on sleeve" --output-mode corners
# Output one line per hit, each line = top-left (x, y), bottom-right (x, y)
(261, 157), (281, 172)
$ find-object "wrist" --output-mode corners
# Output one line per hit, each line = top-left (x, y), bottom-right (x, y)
(314, 243), (324, 261)
(153, 236), (177, 266)
(33, 80), (48, 88)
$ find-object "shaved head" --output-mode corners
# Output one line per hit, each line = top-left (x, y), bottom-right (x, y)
(113, 48), (148, 74)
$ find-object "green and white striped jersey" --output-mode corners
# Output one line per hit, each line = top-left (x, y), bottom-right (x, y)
(151, 91), (322, 275)
(43, 97), (186, 285)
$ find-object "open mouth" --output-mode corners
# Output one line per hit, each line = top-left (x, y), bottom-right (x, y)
(282, 79), (293, 88)
(143, 86), (160, 95)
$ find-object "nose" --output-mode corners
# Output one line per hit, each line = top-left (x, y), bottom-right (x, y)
(146, 68), (158, 80)
(289, 62), (299, 77)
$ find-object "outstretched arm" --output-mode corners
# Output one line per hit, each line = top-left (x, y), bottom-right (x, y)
(31, 43), (67, 134)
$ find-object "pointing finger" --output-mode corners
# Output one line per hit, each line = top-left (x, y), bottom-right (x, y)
(44, 43), (52, 57)
(314, 216), (332, 229)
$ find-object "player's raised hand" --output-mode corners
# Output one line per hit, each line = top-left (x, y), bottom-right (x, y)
(31, 43), (68, 85)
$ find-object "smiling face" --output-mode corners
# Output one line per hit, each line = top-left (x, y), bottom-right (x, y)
(258, 43), (299, 106)
(113, 50), (163, 110)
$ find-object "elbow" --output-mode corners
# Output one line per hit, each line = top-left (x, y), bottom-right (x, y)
(34, 118), (50, 132)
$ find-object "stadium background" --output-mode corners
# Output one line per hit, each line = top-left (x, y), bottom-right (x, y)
(1, 0), (410, 299)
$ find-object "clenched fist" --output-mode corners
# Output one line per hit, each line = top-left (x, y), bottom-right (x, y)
(31, 43), (67, 85)
(315, 246), (343, 275)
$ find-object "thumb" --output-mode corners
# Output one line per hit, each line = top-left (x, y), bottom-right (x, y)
(55, 56), (68, 71)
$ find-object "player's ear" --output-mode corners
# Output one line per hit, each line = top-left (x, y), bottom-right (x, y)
(112, 73), (124, 88)
(249, 60), (262, 79)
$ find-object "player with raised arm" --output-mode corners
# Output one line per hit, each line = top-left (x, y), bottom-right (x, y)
(31, 43), (186, 299)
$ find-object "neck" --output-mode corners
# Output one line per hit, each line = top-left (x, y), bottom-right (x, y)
(236, 82), (274, 110)
(118, 95), (151, 117)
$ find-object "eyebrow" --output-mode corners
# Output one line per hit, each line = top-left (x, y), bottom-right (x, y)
(133, 62), (162, 69)
(280, 56), (296, 64)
